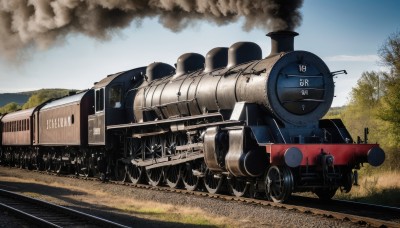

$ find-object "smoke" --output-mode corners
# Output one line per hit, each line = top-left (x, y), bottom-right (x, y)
(0, 0), (303, 61)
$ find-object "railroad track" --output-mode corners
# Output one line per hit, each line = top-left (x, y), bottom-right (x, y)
(5, 167), (400, 228)
(83, 173), (400, 228)
(0, 188), (129, 228)
(126, 184), (400, 228)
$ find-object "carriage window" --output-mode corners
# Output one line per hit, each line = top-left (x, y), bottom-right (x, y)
(109, 85), (122, 108)
(95, 88), (104, 112)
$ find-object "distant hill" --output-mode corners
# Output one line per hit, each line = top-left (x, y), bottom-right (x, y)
(0, 89), (77, 108)
(0, 93), (31, 107)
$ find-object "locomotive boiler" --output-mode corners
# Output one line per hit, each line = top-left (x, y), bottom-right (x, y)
(0, 31), (385, 202)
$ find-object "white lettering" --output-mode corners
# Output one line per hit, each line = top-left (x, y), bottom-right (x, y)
(301, 90), (309, 96)
(93, 128), (101, 135)
(45, 115), (74, 130)
(299, 64), (307, 72)
(299, 79), (309, 87)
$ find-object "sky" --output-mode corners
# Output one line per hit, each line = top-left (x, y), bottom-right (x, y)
(0, 0), (399, 107)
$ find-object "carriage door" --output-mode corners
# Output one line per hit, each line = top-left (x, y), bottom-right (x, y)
(88, 88), (106, 145)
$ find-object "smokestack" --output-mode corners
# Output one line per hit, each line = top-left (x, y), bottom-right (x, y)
(267, 31), (299, 56)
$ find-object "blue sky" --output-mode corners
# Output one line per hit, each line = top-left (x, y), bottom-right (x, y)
(0, 0), (399, 107)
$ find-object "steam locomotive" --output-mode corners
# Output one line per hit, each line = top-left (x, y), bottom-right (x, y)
(0, 31), (385, 202)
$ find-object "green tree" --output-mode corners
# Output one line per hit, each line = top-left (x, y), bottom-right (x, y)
(340, 71), (386, 144)
(378, 31), (400, 137)
(379, 77), (400, 141)
(379, 30), (400, 76)
(350, 71), (382, 105)
(374, 31), (400, 170)
(22, 89), (72, 109)
(0, 102), (21, 114)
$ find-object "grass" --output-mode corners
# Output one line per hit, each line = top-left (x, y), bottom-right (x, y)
(109, 198), (226, 226)
(334, 170), (400, 207)
(0, 175), (232, 227)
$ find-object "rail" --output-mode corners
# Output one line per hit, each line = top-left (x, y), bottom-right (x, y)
(0, 188), (129, 228)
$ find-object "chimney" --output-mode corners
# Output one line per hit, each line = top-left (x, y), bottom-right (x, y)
(267, 31), (299, 56)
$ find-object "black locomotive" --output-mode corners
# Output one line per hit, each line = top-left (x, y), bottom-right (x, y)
(0, 31), (385, 202)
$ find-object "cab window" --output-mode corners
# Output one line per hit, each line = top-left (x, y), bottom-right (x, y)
(95, 88), (104, 112)
(109, 85), (122, 108)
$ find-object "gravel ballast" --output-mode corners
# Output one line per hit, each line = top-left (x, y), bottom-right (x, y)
(0, 167), (360, 227)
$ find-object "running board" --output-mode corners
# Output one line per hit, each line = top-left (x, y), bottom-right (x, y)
(132, 153), (204, 170)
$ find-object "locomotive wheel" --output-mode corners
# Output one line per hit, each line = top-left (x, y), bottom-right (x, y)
(265, 166), (294, 203)
(182, 161), (201, 191)
(127, 164), (142, 184)
(44, 154), (53, 172)
(44, 161), (52, 172)
(88, 156), (99, 177)
(314, 188), (338, 201)
(164, 165), (182, 189)
(25, 154), (33, 170)
(21, 154), (28, 169)
(76, 157), (91, 177)
(341, 170), (353, 193)
(146, 167), (163, 186)
(34, 156), (45, 171)
(204, 168), (224, 194)
(80, 165), (90, 177)
(229, 176), (249, 197)
(54, 160), (63, 174)
(114, 160), (126, 182)
(15, 153), (22, 168)
(53, 154), (63, 174)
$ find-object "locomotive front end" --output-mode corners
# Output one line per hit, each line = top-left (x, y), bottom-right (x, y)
(254, 32), (386, 202)
(263, 31), (335, 125)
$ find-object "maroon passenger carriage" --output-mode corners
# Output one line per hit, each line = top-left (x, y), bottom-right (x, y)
(1, 108), (37, 168)
(34, 90), (94, 174)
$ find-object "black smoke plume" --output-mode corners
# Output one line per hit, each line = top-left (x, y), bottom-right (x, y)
(0, 0), (303, 61)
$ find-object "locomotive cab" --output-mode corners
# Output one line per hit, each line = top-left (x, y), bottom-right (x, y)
(88, 67), (146, 146)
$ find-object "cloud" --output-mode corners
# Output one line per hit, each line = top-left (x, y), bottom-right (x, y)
(324, 55), (380, 62)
